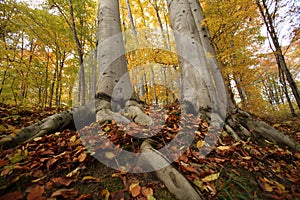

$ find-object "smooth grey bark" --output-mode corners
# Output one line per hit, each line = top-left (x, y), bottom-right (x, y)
(139, 140), (205, 200)
(166, 0), (227, 118)
(96, 0), (152, 125)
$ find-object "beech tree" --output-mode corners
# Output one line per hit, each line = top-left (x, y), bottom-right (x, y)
(1, 0), (300, 199)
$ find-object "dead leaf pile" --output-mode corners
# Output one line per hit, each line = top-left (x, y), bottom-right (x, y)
(0, 103), (299, 199)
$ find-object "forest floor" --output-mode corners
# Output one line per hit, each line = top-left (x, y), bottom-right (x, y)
(0, 103), (299, 200)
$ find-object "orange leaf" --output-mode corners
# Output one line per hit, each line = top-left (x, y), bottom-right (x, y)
(78, 152), (87, 162)
(141, 187), (153, 197)
(129, 183), (141, 198)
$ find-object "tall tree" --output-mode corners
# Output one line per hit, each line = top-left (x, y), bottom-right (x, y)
(256, 0), (300, 110)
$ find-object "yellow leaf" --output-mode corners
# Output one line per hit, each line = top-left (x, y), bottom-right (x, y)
(104, 126), (111, 132)
(217, 146), (230, 151)
(193, 179), (206, 191)
(264, 182), (273, 192)
(33, 137), (43, 141)
(82, 176), (100, 182)
(100, 189), (110, 200)
(196, 140), (205, 148)
(70, 135), (77, 142)
(201, 173), (220, 182)
(242, 156), (252, 160)
(274, 181), (285, 191)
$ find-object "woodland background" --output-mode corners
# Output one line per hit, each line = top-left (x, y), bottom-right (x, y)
(0, 0), (300, 199)
(0, 0), (299, 118)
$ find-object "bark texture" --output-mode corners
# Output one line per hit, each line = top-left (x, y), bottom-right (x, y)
(139, 140), (204, 200)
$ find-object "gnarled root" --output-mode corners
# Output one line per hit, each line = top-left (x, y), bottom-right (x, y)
(224, 109), (300, 152)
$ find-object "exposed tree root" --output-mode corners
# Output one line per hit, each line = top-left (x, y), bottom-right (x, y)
(224, 109), (300, 152)
(139, 140), (204, 200)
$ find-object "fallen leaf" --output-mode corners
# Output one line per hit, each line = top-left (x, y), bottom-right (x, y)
(100, 189), (110, 200)
(51, 177), (77, 186)
(66, 167), (81, 177)
(70, 135), (77, 142)
(141, 187), (153, 197)
(264, 182), (273, 192)
(201, 173), (220, 182)
(39, 149), (54, 156)
(129, 183), (141, 198)
(0, 191), (23, 200)
(147, 194), (156, 200)
(0, 159), (9, 167)
(196, 140), (205, 148)
(33, 137), (43, 141)
(78, 152), (87, 162)
(27, 185), (45, 200)
(50, 188), (78, 198)
(82, 176), (100, 182)
(217, 146), (230, 151)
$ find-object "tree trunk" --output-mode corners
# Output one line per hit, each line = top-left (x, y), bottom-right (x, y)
(256, 0), (300, 110)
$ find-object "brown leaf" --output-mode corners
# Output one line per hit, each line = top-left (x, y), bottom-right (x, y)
(0, 159), (9, 167)
(46, 158), (58, 170)
(77, 194), (93, 200)
(0, 191), (23, 200)
(50, 188), (78, 198)
(129, 183), (141, 198)
(27, 185), (46, 200)
(111, 190), (124, 200)
(45, 181), (55, 190)
(182, 165), (197, 173)
(51, 177), (77, 186)
(39, 149), (55, 156)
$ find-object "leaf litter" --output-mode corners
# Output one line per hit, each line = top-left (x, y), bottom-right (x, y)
(0, 103), (299, 199)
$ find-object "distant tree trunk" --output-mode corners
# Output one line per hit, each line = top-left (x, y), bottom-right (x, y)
(234, 76), (248, 107)
(150, 67), (158, 104)
(150, 0), (168, 49)
(256, 0), (300, 110)
(125, 0), (138, 45)
(52, 0), (86, 105)
(279, 69), (296, 116)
